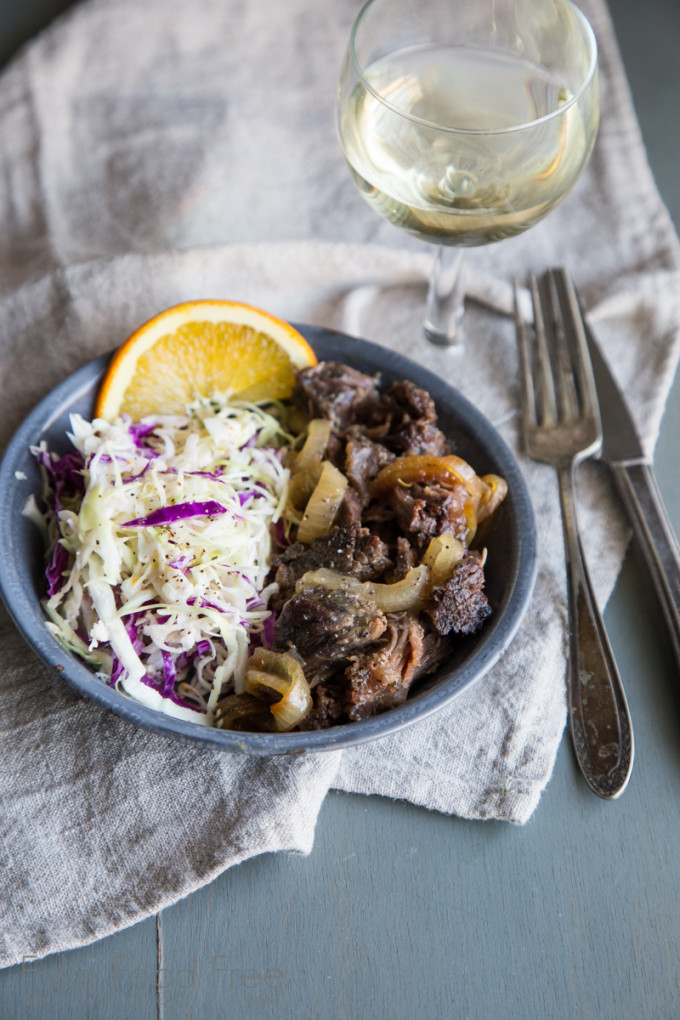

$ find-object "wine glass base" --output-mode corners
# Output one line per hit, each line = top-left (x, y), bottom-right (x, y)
(423, 313), (465, 348)
(423, 328), (464, 348)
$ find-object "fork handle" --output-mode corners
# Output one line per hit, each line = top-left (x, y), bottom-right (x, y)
(557, 463), (634, 799)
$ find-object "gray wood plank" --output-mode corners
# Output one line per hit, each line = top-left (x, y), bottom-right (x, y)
(611, 0), (680, 230)
(0, 915), (159, 1020)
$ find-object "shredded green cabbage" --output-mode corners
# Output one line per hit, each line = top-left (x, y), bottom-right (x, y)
(34, 396), (292, 724)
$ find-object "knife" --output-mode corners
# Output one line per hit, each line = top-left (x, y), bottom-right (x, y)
(579, 300), (680, 669)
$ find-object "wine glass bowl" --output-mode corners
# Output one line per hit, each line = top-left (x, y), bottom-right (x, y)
(336, 0), (600, 344)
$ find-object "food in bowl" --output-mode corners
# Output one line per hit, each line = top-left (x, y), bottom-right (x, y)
(30, 305), (507, 734)
(33, 360), (507, 733)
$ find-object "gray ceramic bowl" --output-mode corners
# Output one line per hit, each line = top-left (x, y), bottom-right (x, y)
(0, 326), (536, 754)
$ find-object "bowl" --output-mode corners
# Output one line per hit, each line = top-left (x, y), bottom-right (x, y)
(0, 325), (536, 753)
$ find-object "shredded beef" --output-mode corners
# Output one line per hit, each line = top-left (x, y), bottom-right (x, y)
(296, 361), (380, 431)
(389, 481), (470, 545)
(385, 380), (439, 425)
(274, 587), (387, 680)
(300, 679), (347, 729)
(426, 555), (491, 635)
(257, 361), (502, 731)
(269, 522), (392, 610)
(419, 628), (456, 674)
(392, 536), (417, 581)
(344, 613), (423, 719)
(379, 380), (448, 456)
(337, 485), (363, 524)
(344, 427), (395, 504)
(344, 611), (450, 720)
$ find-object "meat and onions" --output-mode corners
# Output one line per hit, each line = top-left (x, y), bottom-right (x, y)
(265, 361), (507, 729)
(33, 360), (507, 731)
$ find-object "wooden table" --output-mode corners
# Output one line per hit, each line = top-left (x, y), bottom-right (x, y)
(2, 2), (680, 1016)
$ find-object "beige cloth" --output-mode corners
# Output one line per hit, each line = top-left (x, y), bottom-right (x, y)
(0, 0), (679, 968)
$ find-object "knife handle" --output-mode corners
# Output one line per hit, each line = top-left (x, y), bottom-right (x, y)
(610, 462), (680, 668)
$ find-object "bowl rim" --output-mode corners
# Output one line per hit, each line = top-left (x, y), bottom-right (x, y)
(0, 324), (537, 754)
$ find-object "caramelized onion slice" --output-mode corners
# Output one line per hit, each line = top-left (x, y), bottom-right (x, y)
(293, 419), (332, 474)
(371, 454), (485, 502)
(478, 474), (508, 523)
(214, 693), (273, 732)
(421, 534), (465, 589)
(297, 460), (348, 544)
(244, 648), (312, 732)
(287, 462), (323, 513)
(297, 564), (430, 612)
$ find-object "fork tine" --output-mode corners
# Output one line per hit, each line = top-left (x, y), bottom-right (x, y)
(513, 280), (537, 429)
(543, 270), (580, 422)
(552, 268), (601, 424)
(531, 273), (558, 427)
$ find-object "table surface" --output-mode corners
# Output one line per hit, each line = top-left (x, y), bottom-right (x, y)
(2, 2), (680, 1017)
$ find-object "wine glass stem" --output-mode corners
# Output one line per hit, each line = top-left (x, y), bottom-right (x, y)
(424, 246), (466, 347)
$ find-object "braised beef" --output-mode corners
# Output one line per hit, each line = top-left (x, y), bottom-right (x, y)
(345, 611), (450, 720)
(385, 379), (438, 425)
(419, 628), (456, 675)
(337, 484), (363, 524)
(344, 427), (395, 504)
(270, 522), (392, 610)
(392, 536), (417, 581)
(300, 679), (347, 729)
(274, 587), (387, 680)
(296, 361), (380, 431)
(426, 555), (491, 635)
(265, 361), (502, 730)
(344, 613), (423, 719)
(379, 380), (448, 457)
(389, 481), (470, 545)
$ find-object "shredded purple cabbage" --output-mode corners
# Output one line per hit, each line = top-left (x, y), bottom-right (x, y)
(35, 415), (280, 720)
(237, 490), (263, 505)
(273, 519), (287, 547)
(186, 470), (225, 481)
(187, 595), (222, 612)
(36, 448), (85, 512)
(135, 670), (206, 712)
(168, 554), (193, 572)
(110, 655), (124, 687)
(45, 542), (69, 597)
(128, 421), (157, 447)
(122, 500), (228, 527)
(122, 461), (153, 484)
(123, 614), (145, 654)
(161, 650), (176, 695)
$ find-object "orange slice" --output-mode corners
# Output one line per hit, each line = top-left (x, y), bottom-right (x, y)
(94, 300), (317, 420)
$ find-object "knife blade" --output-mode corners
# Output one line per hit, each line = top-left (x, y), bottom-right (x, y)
(579, 301), (680, 669)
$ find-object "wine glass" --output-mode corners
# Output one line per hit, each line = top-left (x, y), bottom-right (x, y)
(336, 0), (600, 346)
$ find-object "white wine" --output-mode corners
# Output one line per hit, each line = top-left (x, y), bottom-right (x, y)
(339, 45), (598, 246)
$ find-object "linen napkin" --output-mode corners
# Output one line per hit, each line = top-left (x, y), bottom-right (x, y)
(1, 0), (679, 968)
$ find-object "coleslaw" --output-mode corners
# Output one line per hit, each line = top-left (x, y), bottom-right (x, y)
(31, 397), (291, 725)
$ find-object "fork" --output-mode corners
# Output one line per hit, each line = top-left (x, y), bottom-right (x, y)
(514, 268), (634, 800)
